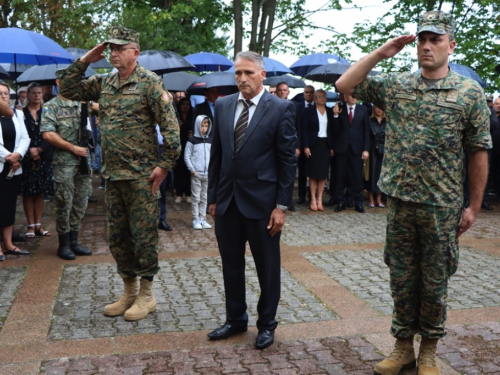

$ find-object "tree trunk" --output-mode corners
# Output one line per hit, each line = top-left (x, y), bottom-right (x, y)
(249, 0), (260, 51)
(233, 0), (243, 58)
(256, 0), (272, 54)
(262, 0), (277, 56)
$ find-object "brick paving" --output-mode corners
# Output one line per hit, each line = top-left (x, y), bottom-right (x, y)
(49, 258), (337, 341)
(40, 336), (386, 375)
(0, 267), (26, 332)
(305, 247), (500, 314)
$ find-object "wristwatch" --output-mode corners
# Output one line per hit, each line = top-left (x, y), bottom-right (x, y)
(276, 204), (288, 213)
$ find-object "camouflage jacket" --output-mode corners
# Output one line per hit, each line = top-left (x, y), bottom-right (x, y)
(353, 69), (492, 208)
(59, 59), (180, 180)
(40, 96), (82, 166)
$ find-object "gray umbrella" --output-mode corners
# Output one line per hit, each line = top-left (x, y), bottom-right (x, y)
(186, 72), (238, 96)
(17, 64), (98, 86)
(137, 50), (195, 75)
(306, 63), (379, 85)
(0, 64), (9, 78)
(264, 75), (306, 88)
(0, 62), (32, 79)
(66, 48), (112, 69)
(162, 72), (198, 92)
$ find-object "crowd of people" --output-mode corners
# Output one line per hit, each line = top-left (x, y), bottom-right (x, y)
(0, 9), (498, 373)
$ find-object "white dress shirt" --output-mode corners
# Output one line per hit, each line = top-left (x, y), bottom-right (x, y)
(233, 88), (266, 128)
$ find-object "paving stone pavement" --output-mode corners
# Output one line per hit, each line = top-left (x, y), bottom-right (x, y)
(0, 267), (26, 332)
(40, 336), (388, 375)
(282, 213), (387, 246)
(304, 247), (500, 315)
(49, 257), (337, 341)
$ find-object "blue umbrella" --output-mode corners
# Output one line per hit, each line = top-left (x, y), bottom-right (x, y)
(415, 63), (486, 87)
(0, 28), (74, 67)
(184, 52), (233, 72)
(290, 53), (350, 77)
(228, 57), (292, 77)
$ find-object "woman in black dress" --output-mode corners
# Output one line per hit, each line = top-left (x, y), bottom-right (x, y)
(0, 82), (30, 258)
(367, 105), (386, 208)
(174, 97), (193, 203)
(302, 89), (334, 211)
(19, 82), (54, 238)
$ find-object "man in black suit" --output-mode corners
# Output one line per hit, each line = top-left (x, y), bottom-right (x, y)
(276, 81), (302, 211)
(207, 51), (297, 350)
(192, 87), (217, 132)
(332, 93), (370, 213)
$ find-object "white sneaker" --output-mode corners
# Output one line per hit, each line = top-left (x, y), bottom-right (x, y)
(192, 220), (202, 230)
(175, 196), (182, 204)
(186, 196), (192, 203)
(200, 220), (212, 229)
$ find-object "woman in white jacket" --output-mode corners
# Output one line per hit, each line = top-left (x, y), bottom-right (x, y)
(0, 82), (30, 259)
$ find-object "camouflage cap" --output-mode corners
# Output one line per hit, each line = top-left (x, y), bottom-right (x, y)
(104, 26), (140, 45)
(55, 68), (66, 79)
(486, 94), (493, 102)
(416, 11), (455, 35)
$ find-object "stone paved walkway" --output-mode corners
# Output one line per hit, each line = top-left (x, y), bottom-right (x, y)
(1, 181), (500, 375)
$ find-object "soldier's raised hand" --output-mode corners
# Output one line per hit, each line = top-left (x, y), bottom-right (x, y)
(376, 35), (416, 59)
(80, 43), (107, 64)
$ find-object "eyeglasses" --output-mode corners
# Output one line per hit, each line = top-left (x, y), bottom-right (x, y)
(109, 46), (137, 53)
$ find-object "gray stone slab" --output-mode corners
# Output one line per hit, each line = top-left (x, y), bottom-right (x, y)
(49, 257), (338, 340)
(282, 213), (387, 246)
(0, 267), (27, 332)
(304, 247), (500, 315)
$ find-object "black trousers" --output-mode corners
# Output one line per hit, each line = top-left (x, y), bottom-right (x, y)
(297, 153), (307, 199)
(335, 147), (364, 204)
(214, 199), (281, 331)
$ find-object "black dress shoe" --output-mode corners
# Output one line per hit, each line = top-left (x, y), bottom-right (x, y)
(463, 200), (470, 208)
(325, 197), (337, 206)
(255, 330), (275, 349)
(296, 197), (305, 204)
(482, 201), (493, 210)
(346, 200), (354, 208)
(288, 205), (296, 212)
(208, 323), (247, 340)
(12, 232), (26, 242)
(355, 204), (365, 213)
(158, 220), (173, 231)
(88, 197), (98, 203)
(334, 203), (345, 212)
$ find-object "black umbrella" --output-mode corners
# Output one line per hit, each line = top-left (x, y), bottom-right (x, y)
(186, 72), (238, 96)
(17, 64), (98, 86)
(306, 63), (379, 85)
(137, 50), (195, 75)
(162, 72), (198, 92)
(264, 75), (306, 88)
(66, 47), (112, 69)
(0, 62), (32, 79)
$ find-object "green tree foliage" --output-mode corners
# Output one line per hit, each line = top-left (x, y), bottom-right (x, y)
(324, 0), (500, 89)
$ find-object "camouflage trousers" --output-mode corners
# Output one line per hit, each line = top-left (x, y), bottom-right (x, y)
(53, 164), (92, 234)
(385, 197), (462, 339)
(105, 178), (160, 278)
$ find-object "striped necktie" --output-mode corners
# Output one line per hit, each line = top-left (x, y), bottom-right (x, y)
(234, 99), (253, 152)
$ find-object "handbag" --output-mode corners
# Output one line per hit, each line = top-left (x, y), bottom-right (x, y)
(376, 143), (384, 155)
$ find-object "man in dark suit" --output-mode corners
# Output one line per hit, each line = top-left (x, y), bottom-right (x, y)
(207, 51), (297, 350)
(332, 93), (370, 213)
(276, 81), (302, 211)
(192, 87), (217, 132)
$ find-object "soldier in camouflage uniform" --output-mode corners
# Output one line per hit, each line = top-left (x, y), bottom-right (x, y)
(41, 70), (93, 260)
(336, 11), (491, 375)
(59, 27), (181, 321)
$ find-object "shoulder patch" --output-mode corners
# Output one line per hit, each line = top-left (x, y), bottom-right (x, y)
(42, 106), (49, 112)
(161, 91), (171, 102)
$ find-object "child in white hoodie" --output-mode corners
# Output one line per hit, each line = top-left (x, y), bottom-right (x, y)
(184, 115), (212, 229)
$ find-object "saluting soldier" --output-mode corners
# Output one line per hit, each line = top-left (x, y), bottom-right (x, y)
(41, 69), (92, 260)
(336, 11), (491, 375)
(59, 27), (181, 321)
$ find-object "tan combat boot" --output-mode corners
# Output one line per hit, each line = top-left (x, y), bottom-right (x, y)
(417, 338), (440, 375)
(124, 278), (156, 321)
(374, 337), (416, 375)
(104, 276), (139, 316)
